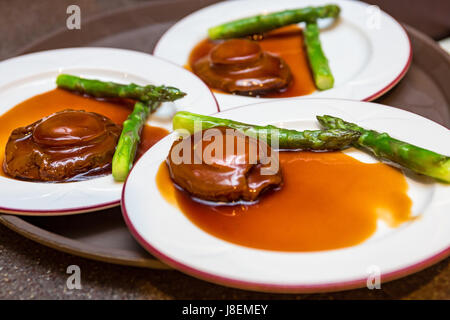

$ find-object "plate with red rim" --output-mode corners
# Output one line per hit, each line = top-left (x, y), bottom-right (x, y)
(154, 0), (412, 110)
(0, 47), (218, 215)
(122, 98), (450, 293)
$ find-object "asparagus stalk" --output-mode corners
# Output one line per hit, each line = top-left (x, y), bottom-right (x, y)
(208, 5), (340, 40)
(304, 22), (334, 90)
(173, 111), (359, 150)
(112, 101), (160, 181)
(56, 74), (186, 103)
(317, 115), (450, 183)
(55, 74), (186, 181)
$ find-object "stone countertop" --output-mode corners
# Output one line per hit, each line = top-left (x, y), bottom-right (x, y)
(1, 223), (449, 299)
(0, 0), (449, 300)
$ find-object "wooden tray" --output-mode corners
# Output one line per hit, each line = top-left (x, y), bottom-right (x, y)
(0, 0), (449, 269)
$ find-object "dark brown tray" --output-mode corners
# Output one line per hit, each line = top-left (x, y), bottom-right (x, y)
(0, 0), (449, 270)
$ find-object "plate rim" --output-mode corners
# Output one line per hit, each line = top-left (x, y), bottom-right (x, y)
(121, 97), (450, 293)
(153, 0), (412, 104)
(361, 22), (411, 102)
(0, 47), (219, 216)
(122, 206), (449, 293)
(0, 200), (120, 216)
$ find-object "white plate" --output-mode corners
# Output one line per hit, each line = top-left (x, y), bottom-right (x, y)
(0, 47), (218, 215)
(122, 99), (450, 293)
(154, 0), (412, 110)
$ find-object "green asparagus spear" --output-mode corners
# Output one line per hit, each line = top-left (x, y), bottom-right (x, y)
(317, 115), (450, 183)
(112, 101), (160, 181)
(56, 74), (186, 181)
(173, 111), (359, 150)
(56, 74), (186, 103)
(304, 22), (334, 90)
(208, 5), (340, 40)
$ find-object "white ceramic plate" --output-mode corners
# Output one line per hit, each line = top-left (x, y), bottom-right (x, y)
(154, 0), (412, 110)
(122, 99), (450, 293)
(0, 47), (218, 215)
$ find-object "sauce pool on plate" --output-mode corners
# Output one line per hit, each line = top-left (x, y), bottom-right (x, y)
(157, 151), (413, 252)
(0, 88), (169, 179)
(188, 25), (316, 98)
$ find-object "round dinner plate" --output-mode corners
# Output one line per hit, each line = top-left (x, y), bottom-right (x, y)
(154, 0), (412, 110)
(122, 99), (449, 292)
(0, 47), (218, 215)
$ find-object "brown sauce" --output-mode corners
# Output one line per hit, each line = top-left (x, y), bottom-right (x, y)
(0, 88), (169, 179)
(157, 151), (413, 252)
(188, 25), (316, 98)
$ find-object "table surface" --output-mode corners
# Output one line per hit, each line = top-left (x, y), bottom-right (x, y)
(0, 0), (449, 300)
